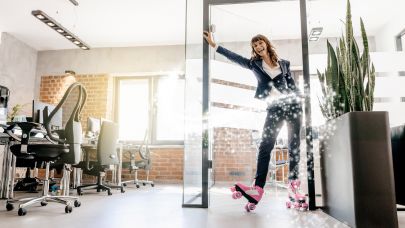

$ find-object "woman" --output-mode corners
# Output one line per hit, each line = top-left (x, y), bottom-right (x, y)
(203, 31), (307, 211)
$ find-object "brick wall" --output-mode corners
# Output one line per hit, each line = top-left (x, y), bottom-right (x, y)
(121, 147), (183, 183)
(39, 74), (111, 130)
(213, 127), (288, 183)
(213, 127), (257, 182)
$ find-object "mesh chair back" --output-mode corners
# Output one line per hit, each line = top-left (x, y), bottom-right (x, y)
(97, 121), (119, 166)
(43, 82), (87, 164)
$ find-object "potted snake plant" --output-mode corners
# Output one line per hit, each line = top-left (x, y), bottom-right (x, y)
(317, 0), (397, 227)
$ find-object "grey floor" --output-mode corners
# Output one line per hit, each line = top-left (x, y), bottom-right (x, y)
(0, 184), (404, 228)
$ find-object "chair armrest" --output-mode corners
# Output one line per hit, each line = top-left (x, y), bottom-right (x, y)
(6, 122), (45, 153)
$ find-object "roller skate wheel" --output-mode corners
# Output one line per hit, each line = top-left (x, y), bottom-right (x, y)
(286, 201), (292, 209)
(232, 191), (242, 199)
(247, 203), (256, 211)
(230, 186), (236, 192)
(293, 202), (301, 209)
(244, 204), (250, 212)
(300, 203), (309, 211)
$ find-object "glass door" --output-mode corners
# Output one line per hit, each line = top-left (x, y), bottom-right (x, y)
(183, 0), (314, 209)
(183, 0), (205, 207)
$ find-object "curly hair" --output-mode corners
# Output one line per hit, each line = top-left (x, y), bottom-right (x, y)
(251, 34), (279, 66)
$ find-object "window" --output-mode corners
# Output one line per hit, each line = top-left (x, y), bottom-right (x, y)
(116, 75), (185, 145)
(155, 77), (185, 142)
(117, 79), (150, 141)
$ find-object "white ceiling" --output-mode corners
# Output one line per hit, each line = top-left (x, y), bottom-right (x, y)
(0, 0), (403, 51)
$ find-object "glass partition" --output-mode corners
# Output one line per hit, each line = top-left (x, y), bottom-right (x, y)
(209, 0), (306, 193)
(183, 0), (204, 207)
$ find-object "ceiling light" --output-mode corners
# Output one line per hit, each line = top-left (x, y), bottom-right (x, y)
(309, 27), (323, 42)
(69, 0), (79, 6)
(31, 10), (90, 50)
(36, 15), (45, 19)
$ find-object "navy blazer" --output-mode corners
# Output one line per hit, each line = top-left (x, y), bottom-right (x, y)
(216, 45), (300, 100)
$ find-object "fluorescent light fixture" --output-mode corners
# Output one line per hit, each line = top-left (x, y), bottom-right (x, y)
(32, 10), (90, 50)
(69, 0), (79, 6)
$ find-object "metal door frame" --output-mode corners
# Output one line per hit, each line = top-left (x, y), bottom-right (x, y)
(184, 0), (315, 210)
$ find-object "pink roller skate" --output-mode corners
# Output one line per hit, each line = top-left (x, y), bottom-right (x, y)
(230, 183), (264, 212)
(286, 180), (308, 211)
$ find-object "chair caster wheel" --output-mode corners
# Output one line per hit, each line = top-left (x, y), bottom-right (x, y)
(77, 190), (83, 196)
(18, 208), (27, 216)
(6, 203), (14, 211)
(136, 184), (140, 188)
(121, 189), (125, 193)
(142, 183), (146, 186)
(122, 183), (127, 187)
(41, 201), (48, 206)
(74, 200), (81, 207)
(151, 183), (155, 187)
(65, 205), (73, 213)
(108, 191), (112, 196)
(97, 188), (101, 192)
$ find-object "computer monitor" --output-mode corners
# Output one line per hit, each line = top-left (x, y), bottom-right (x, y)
(0, 86), (10, 124)
(87, 117), (101, 137)
(32, 100), (63, 129)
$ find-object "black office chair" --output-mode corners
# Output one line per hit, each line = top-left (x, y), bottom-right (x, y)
(5, 82), (86, 216)
(76, 121), (125, 195)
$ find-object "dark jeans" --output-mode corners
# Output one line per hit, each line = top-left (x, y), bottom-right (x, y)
(254, 97), (303, 188)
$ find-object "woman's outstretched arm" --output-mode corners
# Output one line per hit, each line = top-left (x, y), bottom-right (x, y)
(203, 31), (252, 70)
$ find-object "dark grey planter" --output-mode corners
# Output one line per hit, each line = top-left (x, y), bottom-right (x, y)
(320, 111), (398, 228)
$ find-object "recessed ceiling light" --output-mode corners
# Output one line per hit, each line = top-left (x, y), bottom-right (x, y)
(312, 31), (322, 36)
(309, 27), (323, 42)
(36, 14), (45, 20)
(32, 10), (90, 50)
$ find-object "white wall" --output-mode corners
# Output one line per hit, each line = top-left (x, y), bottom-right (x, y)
(0, 32), (37, 114)
(374, 7), (405, 51)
